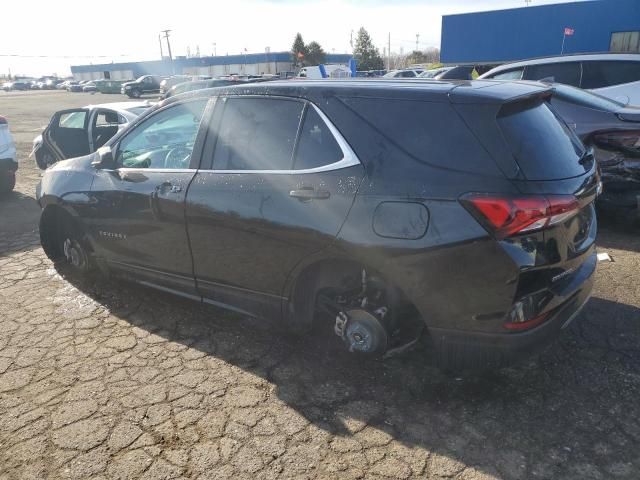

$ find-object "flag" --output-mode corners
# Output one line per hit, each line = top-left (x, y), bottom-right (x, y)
(564, 27), (575, 36)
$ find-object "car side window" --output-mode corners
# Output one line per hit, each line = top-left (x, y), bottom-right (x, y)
(95, 111), (119, 127)
(212, 97), (303, 170)
(59, 111), (87, 129)
(491, 68), (524, 80)
(524, 62), (581, 87)
(116, 99), (207, 169)
(581, 61), (640, 88)
(293, 107), (343, 170)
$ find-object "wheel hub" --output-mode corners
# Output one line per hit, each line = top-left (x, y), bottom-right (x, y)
(63, 238), (84, 268)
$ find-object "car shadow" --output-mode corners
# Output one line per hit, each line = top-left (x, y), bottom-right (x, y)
(0, 190), (41, 257)
(56, 266), (640, 477)
(597, 224), (640, 254)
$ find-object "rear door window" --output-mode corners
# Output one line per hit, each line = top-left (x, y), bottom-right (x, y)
(581, 61), (640, 88)
(491, 68), (524, 80)
(497, 100), (587, 180)
(212, 97), (304, 170)
(524, 62), (581, 86)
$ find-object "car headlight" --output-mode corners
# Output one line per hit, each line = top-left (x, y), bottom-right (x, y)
(124, 85), (131, 90)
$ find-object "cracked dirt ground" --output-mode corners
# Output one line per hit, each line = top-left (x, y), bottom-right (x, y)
(1, 91), (639, 479)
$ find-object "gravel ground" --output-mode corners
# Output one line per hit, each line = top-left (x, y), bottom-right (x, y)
(0, 91), (639, 480)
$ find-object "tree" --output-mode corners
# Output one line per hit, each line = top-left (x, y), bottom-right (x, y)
(353, 27), (384, 71)
(305, 41), (326, 66)
(291, 33), (307, 67)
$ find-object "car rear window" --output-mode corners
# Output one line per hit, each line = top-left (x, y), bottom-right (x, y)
(497, 100), (587, 180)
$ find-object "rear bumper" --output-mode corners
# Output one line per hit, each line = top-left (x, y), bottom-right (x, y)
(429, 251), (596, 366)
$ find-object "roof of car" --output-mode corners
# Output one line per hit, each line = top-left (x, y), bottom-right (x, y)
(480, 53), (640, 76)
(166, 79), (552, 105)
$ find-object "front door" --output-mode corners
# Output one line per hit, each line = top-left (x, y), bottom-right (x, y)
(87, 98), (210, 295)
(43, 108), (90, 161)
(186, 96), (364, 317)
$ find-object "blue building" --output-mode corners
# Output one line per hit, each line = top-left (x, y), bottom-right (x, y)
(441, 0), (640, 64)
(71, 52), (353, 81)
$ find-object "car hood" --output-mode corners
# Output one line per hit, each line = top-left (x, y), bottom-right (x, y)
(121, 81), (139, 88)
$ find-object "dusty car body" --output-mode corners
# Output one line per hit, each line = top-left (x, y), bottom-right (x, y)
(36, 80), (598, 371)
(32, 102), (152, 169)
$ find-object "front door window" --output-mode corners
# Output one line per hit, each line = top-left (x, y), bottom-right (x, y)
(116, 100), (208, 169)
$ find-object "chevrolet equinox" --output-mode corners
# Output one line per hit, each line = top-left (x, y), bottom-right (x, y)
(36, 80), (599, 370)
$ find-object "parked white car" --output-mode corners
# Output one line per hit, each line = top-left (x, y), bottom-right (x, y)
(31, 101), (152, 169)
(479, 53), (640, 105)
(383, 69), (425, 78)
(0, 115), (18, 193)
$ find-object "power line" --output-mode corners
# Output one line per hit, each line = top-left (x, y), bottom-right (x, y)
(0, 54), (133, 59)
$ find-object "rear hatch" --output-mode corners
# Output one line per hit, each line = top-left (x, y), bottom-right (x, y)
(452, 84), (599, 327)
(497, 98), (599, 263)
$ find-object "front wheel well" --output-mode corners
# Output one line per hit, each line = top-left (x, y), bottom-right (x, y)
(39, 205), (76, 260)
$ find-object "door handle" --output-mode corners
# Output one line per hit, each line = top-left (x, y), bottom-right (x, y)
(289, 188), (330, 201)
(156, 181), (182, 194)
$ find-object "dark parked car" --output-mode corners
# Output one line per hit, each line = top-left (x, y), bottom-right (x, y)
(121, 75), (164, 98)
(36, 80), (599, 371)
(548, 83), (640, 220)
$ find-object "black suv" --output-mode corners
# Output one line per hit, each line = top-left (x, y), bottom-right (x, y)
(121, 75), (163, 98)
(36, 80), (599, 370)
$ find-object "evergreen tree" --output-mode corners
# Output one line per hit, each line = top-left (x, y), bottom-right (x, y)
(353, 27), (384, 70)
(306, 41), (326, 66)
(291, 33), (307, 67)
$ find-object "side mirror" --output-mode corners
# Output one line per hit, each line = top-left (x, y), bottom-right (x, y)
(92, 146), (115, 169)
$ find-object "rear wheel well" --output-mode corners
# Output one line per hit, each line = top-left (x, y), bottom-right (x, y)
(288, 259), (422, 335)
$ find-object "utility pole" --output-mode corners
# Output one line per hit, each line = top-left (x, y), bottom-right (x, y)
(416, 33), (420, 52)
(161, 29), (174, 74)
(158, 34), (164, 59)
(387, 32), (391, 70)
(161, 30), (173, 61)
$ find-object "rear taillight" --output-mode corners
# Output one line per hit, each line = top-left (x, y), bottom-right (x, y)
(0, 116), (7, 125)
(460, 194), (580, 240)
(593, 130), (640, 155)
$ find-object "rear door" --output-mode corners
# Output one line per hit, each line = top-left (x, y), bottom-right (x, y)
(185, 96), (364, 318)
(43, 108), (90, 160)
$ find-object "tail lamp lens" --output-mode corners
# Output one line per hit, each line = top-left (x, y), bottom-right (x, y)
(461, 194), (580, 239)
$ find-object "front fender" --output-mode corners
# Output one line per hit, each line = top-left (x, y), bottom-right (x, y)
(37, 154), (96, 209)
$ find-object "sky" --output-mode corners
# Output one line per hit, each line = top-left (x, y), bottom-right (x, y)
(1, 0), (588, 77)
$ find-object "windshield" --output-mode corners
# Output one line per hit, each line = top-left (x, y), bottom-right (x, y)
(551, 83), (627, 110)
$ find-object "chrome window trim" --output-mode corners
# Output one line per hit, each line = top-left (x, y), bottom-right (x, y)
(114, 168), (198, 173)
(203, 102), (361, 174)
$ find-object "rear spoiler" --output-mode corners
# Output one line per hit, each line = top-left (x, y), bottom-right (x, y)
(448, 80), (552, 105)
